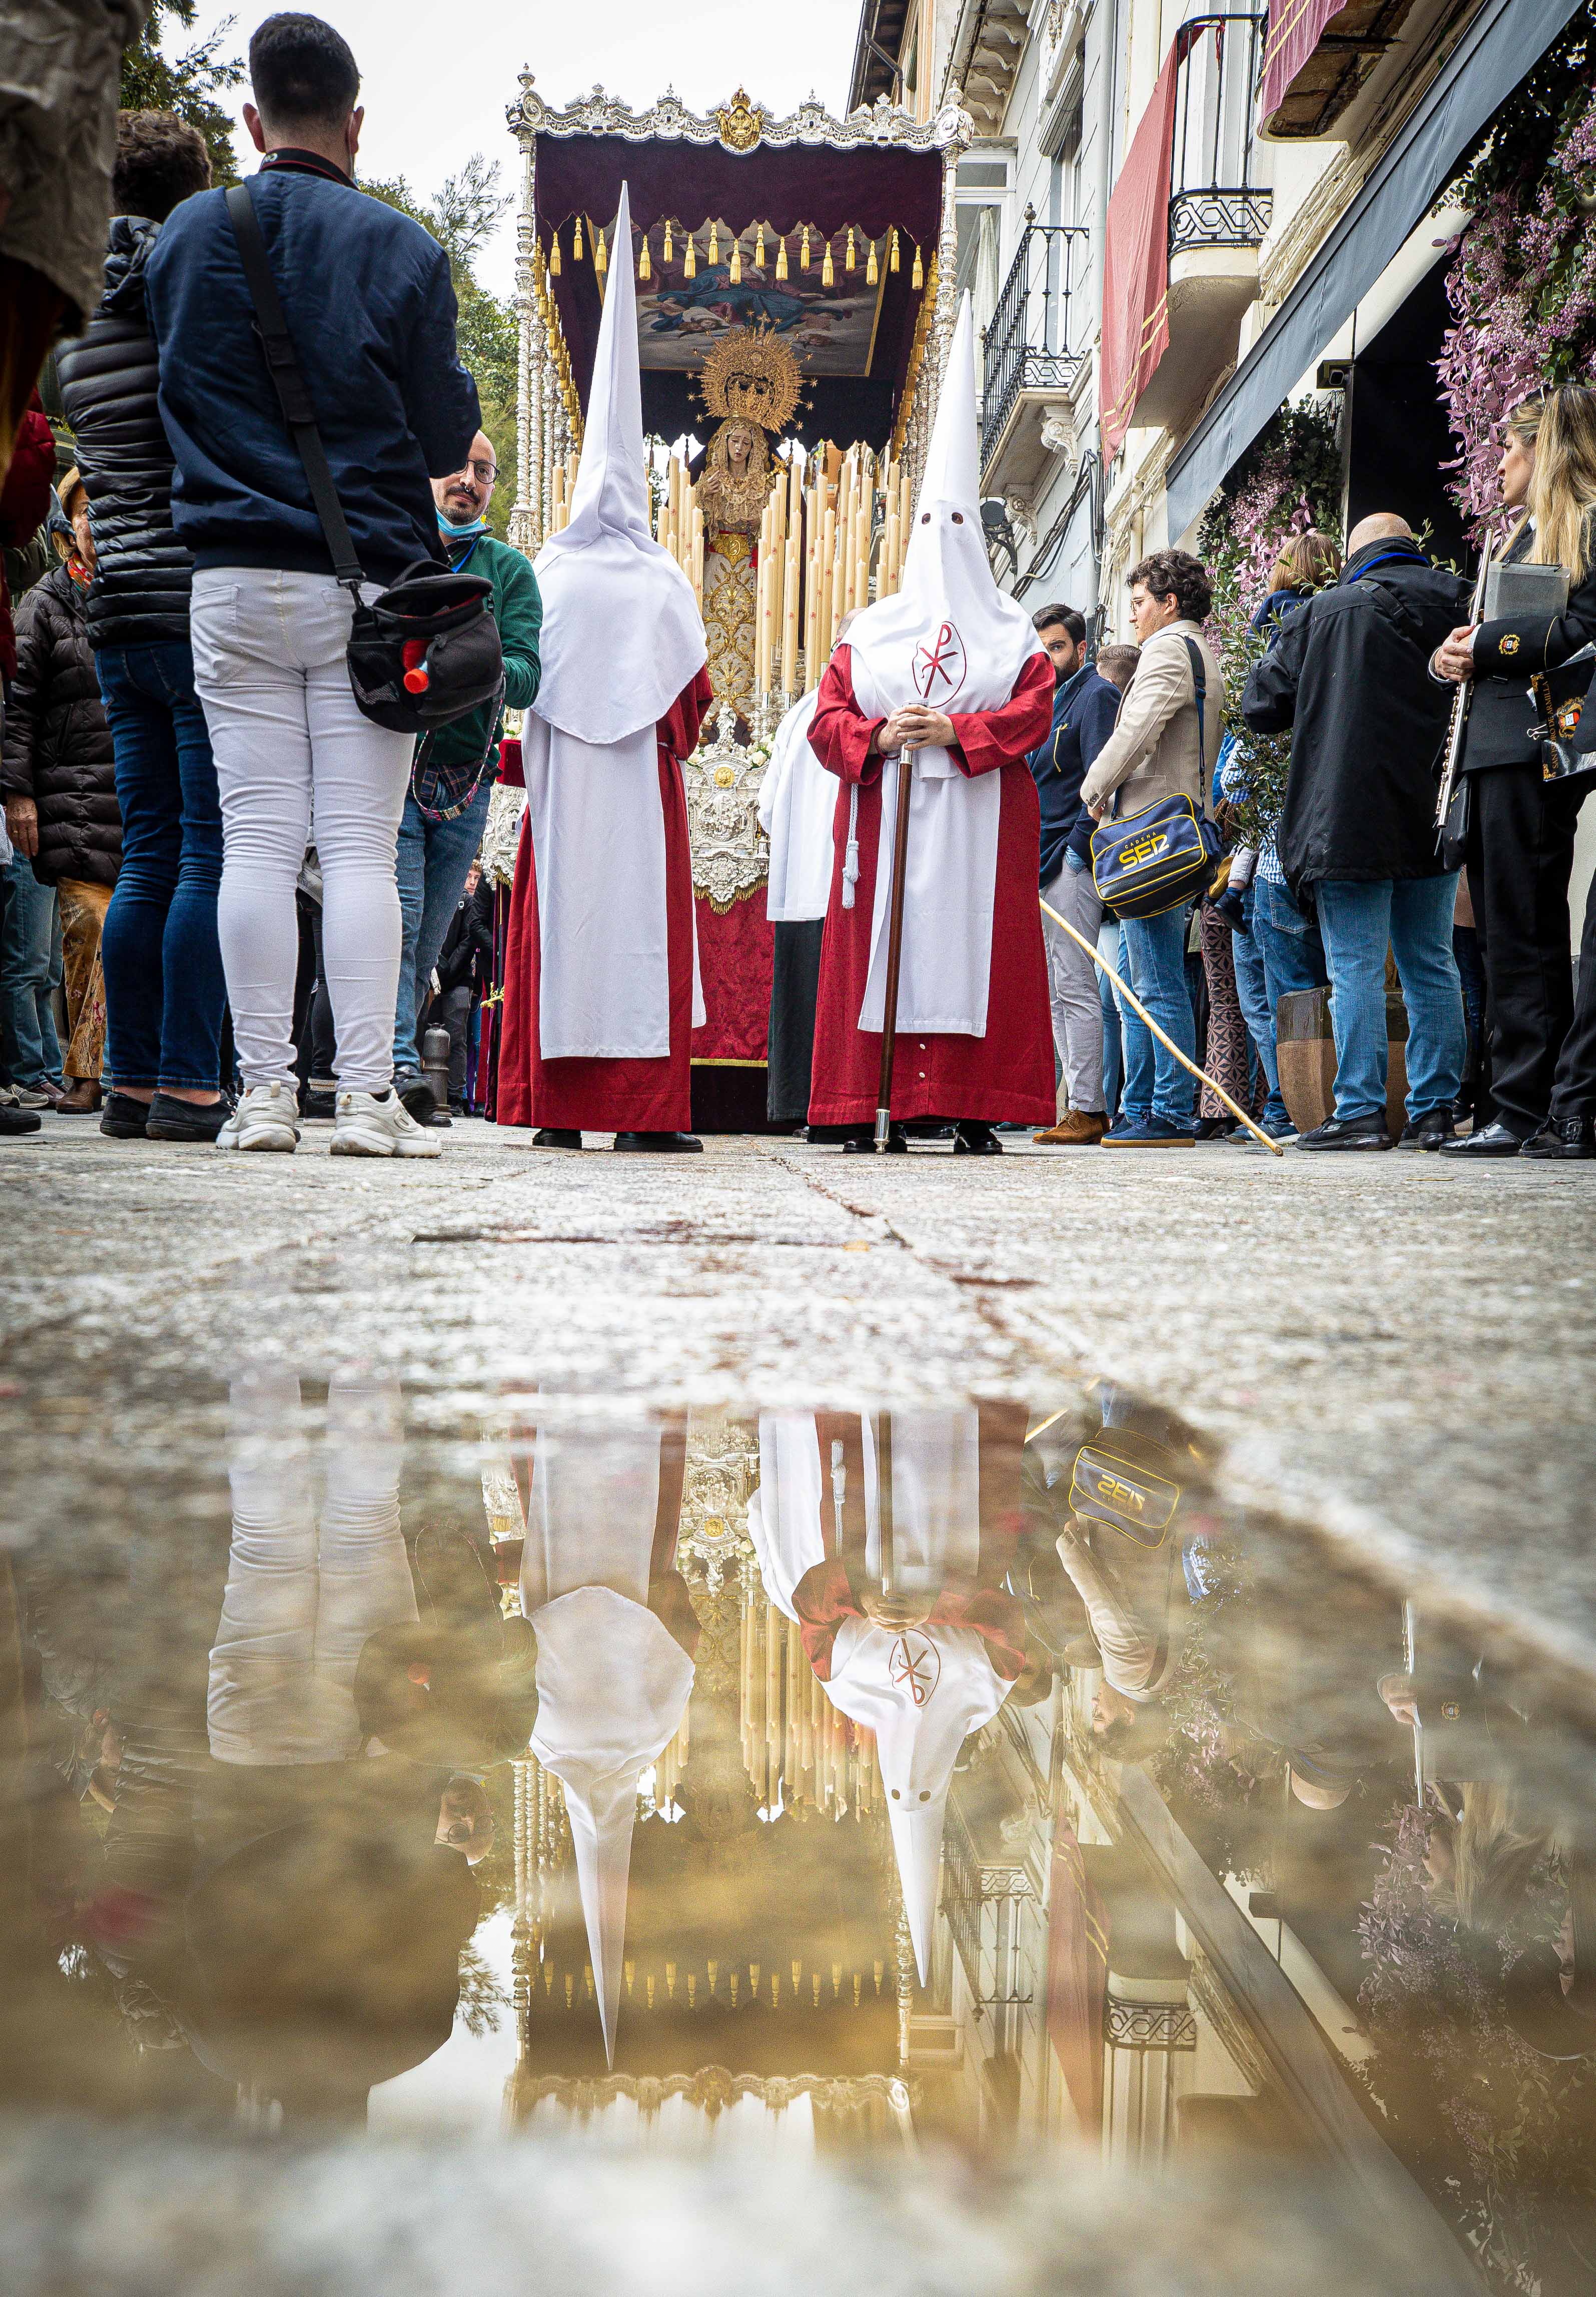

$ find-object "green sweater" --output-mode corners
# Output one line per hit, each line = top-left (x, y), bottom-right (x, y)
(427, 529), (542, 771)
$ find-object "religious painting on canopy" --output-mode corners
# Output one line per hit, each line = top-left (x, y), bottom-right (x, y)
(635, 224), (894, 375)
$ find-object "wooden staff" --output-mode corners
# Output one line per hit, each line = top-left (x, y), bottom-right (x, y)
(875, 747), (915, 1151)
(1039, 893), (1284, 1155)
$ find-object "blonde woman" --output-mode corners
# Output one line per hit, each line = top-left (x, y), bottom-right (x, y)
(1432, 386), (1596, 1158)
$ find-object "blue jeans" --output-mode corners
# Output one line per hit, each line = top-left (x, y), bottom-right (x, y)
(1229, 886), (1290, 1130)
(1314, 874), (1464, 1123)
(1118, 907), (1196, 1127)
(1, 852), (64, 1087)
(1253, 875), (1327, 1010)
(95, 641), (226, 1088)
(392, 778), (494, 1072)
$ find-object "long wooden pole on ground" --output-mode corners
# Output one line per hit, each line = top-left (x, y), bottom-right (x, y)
(1038, 894), (1284, 1156)
(875, 749), (916, 1151)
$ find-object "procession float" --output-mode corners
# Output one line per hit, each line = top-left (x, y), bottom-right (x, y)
(480, 72), (972, 1124)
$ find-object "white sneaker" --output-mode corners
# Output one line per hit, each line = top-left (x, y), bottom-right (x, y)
(10, 1084), (53, 1108)
(330, 1087), (441, 1158)
(216, 1080), (301, 1152)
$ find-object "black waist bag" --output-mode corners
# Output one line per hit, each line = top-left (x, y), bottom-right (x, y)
(225, 182), (502, 735)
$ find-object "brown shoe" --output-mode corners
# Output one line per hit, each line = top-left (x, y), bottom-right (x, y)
(55, 1078), (103, 1115)
(1034, 1109), (1108, 1146)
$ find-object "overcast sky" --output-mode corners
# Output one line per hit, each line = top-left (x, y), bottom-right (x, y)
(176, 3), (863, 295)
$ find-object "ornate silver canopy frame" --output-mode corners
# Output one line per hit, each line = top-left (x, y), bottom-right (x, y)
(503, 74), (972, 564)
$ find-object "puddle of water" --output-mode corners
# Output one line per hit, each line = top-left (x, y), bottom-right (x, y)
(4, 1377), (1594, 2294)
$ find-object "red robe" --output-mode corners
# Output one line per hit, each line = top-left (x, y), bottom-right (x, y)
(497, 668), (713, 1133)
(807, 646), (1056, 1127)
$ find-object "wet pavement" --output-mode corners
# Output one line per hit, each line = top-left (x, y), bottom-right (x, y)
(4, 1119), (1596, 2293)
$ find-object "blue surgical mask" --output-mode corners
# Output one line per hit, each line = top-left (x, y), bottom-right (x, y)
(439, 510), (488, 543)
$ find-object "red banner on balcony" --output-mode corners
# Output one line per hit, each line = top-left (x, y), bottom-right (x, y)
(1098, 36), (1183, 457)
(1257, 0), (1346, 129)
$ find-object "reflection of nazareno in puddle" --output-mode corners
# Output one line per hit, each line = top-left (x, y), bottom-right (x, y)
(8, 1375), (1595, 2286)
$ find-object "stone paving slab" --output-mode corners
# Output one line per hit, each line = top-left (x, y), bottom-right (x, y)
(3, 1113), (1594, 1677)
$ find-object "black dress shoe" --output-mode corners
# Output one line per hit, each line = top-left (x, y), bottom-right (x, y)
(394, 1068), (437, 1124)
(613, 1131), (703, 1153)
(1296, 1111), (1393, 1151)
(532, 1127), (582, 1149)
(843, 1124), (908, 1153)
(952, 1121), (1003, 1155)
(99, 1090), (151, 1139)
(0, 1104), (43, 1136)
(1439, 1119), (1526, 1159)
(1520, 1114), (1596, 1160)
(301, 1086), (337, 1120)
(1397, 1107), (1455, 1152)
(146, 1089), (235, 1142)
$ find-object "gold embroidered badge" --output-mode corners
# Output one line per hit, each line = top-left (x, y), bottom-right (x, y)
(1499, 633), (1521, 656)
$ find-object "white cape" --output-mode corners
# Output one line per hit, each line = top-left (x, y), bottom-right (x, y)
(844, 299), (1043, 1037)
(524, 718), (704, 1061)
(758, 691), (836, 924)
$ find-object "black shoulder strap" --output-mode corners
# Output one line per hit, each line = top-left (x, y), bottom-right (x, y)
(224, 182), (366, 594)
(1181, 634), (1206, 754)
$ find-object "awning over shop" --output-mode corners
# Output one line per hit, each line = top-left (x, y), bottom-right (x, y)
(533, 133), (944, 450)
(1164, 0), (1583, 541)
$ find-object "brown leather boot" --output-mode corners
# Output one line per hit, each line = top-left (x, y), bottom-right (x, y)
(55, 1078), (103, 1115)
(1034, 1109), (1108, 1146)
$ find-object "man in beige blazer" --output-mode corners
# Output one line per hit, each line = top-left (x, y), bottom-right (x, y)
(1080, 550), (1224, 1145)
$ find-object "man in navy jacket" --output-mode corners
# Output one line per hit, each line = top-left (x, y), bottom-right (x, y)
(145, 12), (481, 1162)
(1026, 605), (1122, 1145)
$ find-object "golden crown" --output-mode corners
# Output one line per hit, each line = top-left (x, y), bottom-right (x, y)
(694, 323), (805, 434)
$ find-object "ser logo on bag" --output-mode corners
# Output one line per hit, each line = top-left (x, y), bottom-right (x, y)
(1070, 1443), (1180, 1547)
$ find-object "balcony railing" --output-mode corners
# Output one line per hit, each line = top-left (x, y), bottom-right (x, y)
(979, 216), (1091, 468)
(1168, 13), (1272, 254)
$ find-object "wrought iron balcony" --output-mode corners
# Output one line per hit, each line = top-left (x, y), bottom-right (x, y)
(1168, 13), (1272, 256)
(979, 216), (1090, 474)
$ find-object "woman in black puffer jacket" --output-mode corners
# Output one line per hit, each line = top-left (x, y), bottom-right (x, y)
(1, 474), (120, 1109)
(54, 110), (230, 1143)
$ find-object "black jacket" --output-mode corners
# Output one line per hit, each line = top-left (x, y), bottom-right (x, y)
(145, 158), (480, 587)
(1026, 661), (1122, 884)
(56, 217), (193, 652)
(1242, 538), (1468, 894)
(435, 881), (494, 995)
(1459, 515), (1596, 774)
(0, 563), (121, 888)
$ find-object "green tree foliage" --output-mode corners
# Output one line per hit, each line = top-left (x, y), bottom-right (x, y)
(120, 2), (242, 187)
(364, 159), (519, 538)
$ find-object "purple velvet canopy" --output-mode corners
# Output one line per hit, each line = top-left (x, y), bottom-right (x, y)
(535, 134), (944, 449)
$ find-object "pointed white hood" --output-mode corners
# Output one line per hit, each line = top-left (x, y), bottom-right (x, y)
(846, 297), (1041, 728)
(528, 1582), (695, 2067)
(531, 184), (706, 746)
(825, 1616), (1014, 1984)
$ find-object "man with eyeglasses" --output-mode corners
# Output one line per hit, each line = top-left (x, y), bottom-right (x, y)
(391, 430), (541, 1123)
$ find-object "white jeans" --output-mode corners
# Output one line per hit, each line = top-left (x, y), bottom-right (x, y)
(208, 1368), (415, 1766)
(1041, 861), (1106, 1113)
(191, 568), (414, 1091)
